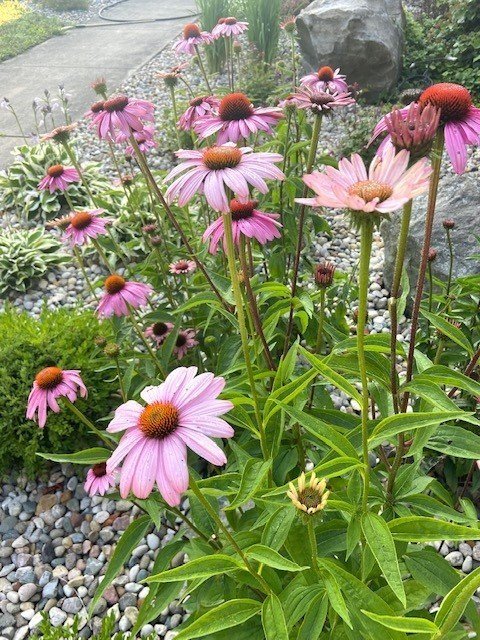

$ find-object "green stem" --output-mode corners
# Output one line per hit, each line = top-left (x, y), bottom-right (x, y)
(357, 219), (374, 512)
(428, 261), (434, 313)
(307, 518), (319, 576)
(91, 238), (114, 274)
(127, 307), (166, 378)
(62, 397), (115, 448)
(73, 246), (99, 302)
(446, 227), (454, 298)
(189, 475), (271, 593)
(222, 210), (268, 461)
(283, 113), (323, 357)
(194, 45), (213, 94)
(114, 357), (126, 402)
(307, 287), (327, 410)
(62, 142), (97, 206)
(169, 86), (181, 148)
(290, 33), (297, 92)
(169, 505), (218, 546)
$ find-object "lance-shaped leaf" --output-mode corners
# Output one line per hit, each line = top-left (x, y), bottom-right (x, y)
(420, 309), (473, 355)
(246, 544), (309, 572)
(145, 554), (243, 583)
(434, 567), (480, 637)
(175, 599), (262, 640)
(362, 610), (439, 634)
(262, 593), (288, 640)
(369, 411), (468, 447)
(389, 517), (480, 542)
(37, 447), (111, 464)
(226, 459), (272, 510)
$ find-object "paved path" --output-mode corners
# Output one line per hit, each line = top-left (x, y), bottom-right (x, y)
(0, 0), (197, 166)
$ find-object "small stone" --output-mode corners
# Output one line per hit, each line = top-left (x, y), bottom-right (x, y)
(42, 581), (58, 599)
(169, 613), (182, 629)
(462, 556), (473, 573)
(94, 511), (110, 525)
(459, 542), (473, 557)
(49, 607), (67, 627)
(15, 567), (35, 584)
(85, 558), (103, 576)
(18, 584), (37, 603)
(11, 537), (28, 549)
(62, 597), (82, 614)
(147, 533), (160, 550)
(36, 495), (57, 515)
(445, 551), (463, 567)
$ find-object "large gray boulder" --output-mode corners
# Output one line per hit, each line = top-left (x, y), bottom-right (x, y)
(381, 171), (480, 291)
(296, 0), (405, 102)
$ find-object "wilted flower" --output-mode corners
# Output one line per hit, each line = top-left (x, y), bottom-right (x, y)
(212, 16), (248, 38)
(26, 367), (87, 428)
(84, 463), (116, 497)
(202, 198), (282, 254)
(91, 77), (108, 97)
(46, 215), (73, 231)
(173, 23), (214, 55)
(145, 322), (174, 345)
(106, 367), (233, 504)
(63, 209), (111, 247)
(280, 16), (296, 33)
(300, 65), (348, 94)
(174, 329), (198, 360)
(194, 92), (283, 143)
(38, 165), (80, 193)
(41, 123), (77, 144)
(164, 143), (284, 212)
(97, 275), (152, 318)
(169, 259), (196, 275)
(287, 472), (330, 515)
(315, 262), (336, 287)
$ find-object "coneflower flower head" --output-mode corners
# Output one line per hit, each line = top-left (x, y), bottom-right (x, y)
(91, 77), (108, 97)
(428, 247), (437, 262)
(84, 462), (116, 497)
(287, 472), (330, 516)
(443, 218), (455, 230)
(103, 343), (120, 358)
(290, 86), (355, 115)
(382, 102), (440, 160)
(314, 262), (336, 287)
(173, 23), (214, 55)
(26, 367), (87, 428)
(280, 16), (296, 33)
(41, 123), (77, 144)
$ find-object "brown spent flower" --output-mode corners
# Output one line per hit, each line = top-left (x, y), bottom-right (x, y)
(41, 123), (77, 144)
(443, 218), (455, 230)
(314, 262), (336, 288)
(287, 472), (330, 516)
(91, 77), (108, 97)
(46, 214), (73, 230)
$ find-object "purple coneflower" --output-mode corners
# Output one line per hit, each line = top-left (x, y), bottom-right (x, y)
(88, 94), (154, 140)
(296, 145), (432, 216)
(173, 23), (214, 55)
(96, 275), (152, 318)
(194, 92), (283, 143)
(38, 164), (80, 193)
(145, 322), (174, 346)
(164, 143), (284, 212)
(212, 17), (248, 38)
(203, 198), (282, 254)
(179, 95), (220, 131)
(174, 329), (198, 360)
(106, 367), (233, 504)
(300, 66), (348, 94)
(26, 367), (87, 428)
(117, 125), (157, 155)
(169, 259), (196, 275)
(371, 82), (480, 174)
(63, 209), (110, 247)
(290, 86), (355, 114)
(84, 463), (116, 497)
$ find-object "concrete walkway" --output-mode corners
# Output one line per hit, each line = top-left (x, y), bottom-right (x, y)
(0, 0), (197, 166)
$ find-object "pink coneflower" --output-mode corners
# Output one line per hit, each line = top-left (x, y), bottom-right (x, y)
(38, 164), (80, 193)
(106, 366), (234, 504)
(118, 125), (157, 155)
(26, 367), (87, 429)
(179, 95), (221, 131)
(212, 17), (248, 38)
(88, 94), (154, 140)
(97, 275), (152, 318)
(194, 92), (283, 143)
(84, 100), (105, 120)
(300, 66), (348, 94)
(174, 329), (198, 360)
(280, 16), (296, 33)
(296, 145), (432, 216)
(145, 321), (174, 345)
(84, 463), (116, 497)
(203, 198), (282, 254)
(173, 23), (214, 55)
(164, 143), (284, 212)
(371, 83), (480, 174)
(290, 86), (355, 114)
(63, 209), (110, 247)
(169, 259), (196, 274)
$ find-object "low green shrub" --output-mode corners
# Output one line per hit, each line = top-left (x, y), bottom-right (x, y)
(0, 10), (63, 62)
(0, 307), (114, 476)
(0, 228), (69, 295)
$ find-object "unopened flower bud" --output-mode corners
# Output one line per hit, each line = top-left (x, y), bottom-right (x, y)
(443, 218), (455, 230)
(103, 342), (120, 358)
(91, 77), (108, 98)
(142, 223), (157, 234)
(314, 262), (336, 287)
(150, 235), (162, 246)
(233, 40), (242, 53)
(94, 335), (107, 347)
(428, 248), (437, 262)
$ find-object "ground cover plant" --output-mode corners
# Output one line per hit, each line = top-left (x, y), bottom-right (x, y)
(3, 8), (480, 640)
(0, 1), (62, 61)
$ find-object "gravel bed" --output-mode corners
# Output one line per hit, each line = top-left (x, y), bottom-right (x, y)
(23, 0), (118, 25)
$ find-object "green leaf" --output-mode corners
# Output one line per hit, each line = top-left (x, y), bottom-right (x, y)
(89, 514), (151, 613)
(36, 447), (111, 464)
(246, 544), (309, 572)
(434, 567), (480, 637)
(427, 425), (480, 458)
(411, 365), (480, 398)
(146, 554), (243, 583)
(361, 513), (406, 606)
(297, 592), (328, 640)
(361, 610), (439, 634)
(225, 459), (272, 510)
(323, 571), (352, 628)
(369, 411), (468, 447)
(299, 347), (363, 404)
(420, 309), (473, 355)
(261, 506), (296, 551)
(389, 517), (480, 542)
(262, 593), (288, 640)
(279, 404), (359, 459)
(174, 599), (261, 640)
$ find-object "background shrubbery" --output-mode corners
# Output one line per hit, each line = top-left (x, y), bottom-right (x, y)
(0, 307), (114, 475)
